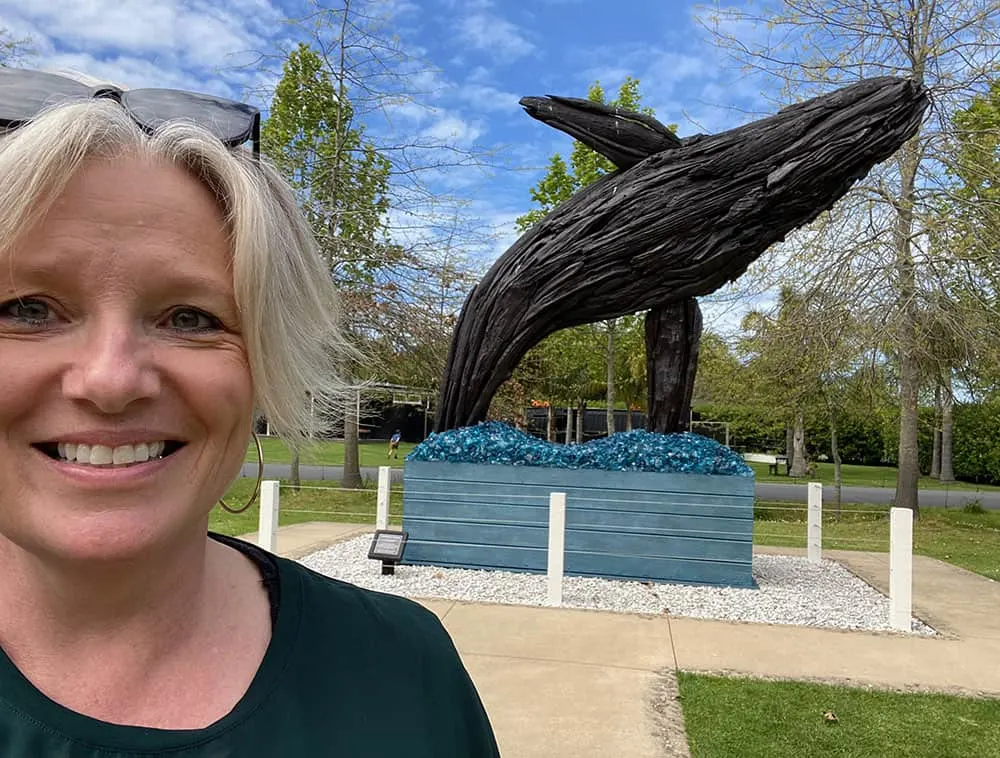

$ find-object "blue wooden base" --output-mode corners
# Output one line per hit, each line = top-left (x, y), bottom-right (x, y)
(402, 462), (756, 587)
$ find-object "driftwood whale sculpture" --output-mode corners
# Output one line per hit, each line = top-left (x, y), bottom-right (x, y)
(434, 77), (929, 433)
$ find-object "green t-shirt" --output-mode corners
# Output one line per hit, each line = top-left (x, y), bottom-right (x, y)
(0, 537), (501, 757)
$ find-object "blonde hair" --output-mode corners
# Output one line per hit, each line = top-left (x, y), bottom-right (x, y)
(0, 96), (347, 447)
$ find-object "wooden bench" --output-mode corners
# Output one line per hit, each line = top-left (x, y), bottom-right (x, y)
(743, 452), (790, 476)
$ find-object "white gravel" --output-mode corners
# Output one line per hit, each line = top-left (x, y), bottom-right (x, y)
(299, 534), (934, 635)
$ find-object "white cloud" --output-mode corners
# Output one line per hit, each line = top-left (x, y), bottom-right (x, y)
(458, 12), (534, 62)
(1, 0), (280, 87)
(9, 0), (268, 67)
(440, 0), (492, 9)
(384, 98), (435, 126)
(456, 82), (520, 113)
(422, 113), (483, 145)
(39, 52), (202, 91)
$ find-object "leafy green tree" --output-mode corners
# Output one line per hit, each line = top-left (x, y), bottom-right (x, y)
(740, 285), (866, 510)
(692, 332), (745, 406)
(942, 81), (1000, 390)
(263, 42), (395, 284)
(922, 81), (1000, 481)
(262, 42), (394, 488)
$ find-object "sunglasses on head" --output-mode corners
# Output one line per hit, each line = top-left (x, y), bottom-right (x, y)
(0, 68), (260, 157)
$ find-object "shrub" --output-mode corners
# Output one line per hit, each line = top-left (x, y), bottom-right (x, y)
(962, 500), (986, 515)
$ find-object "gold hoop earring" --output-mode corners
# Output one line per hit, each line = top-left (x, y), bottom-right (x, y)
(219, 432), (264, 514)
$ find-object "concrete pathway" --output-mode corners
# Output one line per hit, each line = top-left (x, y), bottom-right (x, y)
(248, 522), (1000, 758)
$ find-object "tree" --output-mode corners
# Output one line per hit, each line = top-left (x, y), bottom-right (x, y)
(740, 285), (867, 511)
(0, 28), (31, 67)
(943, 80), (1000, 397)
(262, 42), (394, 489)
(692, 332), (745, 406)
(700, 0), (1000, 515)
(370, 214), (483, 392)
(250, 0), (497, 467)
(740, 288), (816, 477)
(514, 78), (665, 436)
(614, 315), (648, 430)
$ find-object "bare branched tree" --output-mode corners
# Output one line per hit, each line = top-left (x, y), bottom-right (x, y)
(238, 0), (497, 479)
(697, 0), (1000, 514)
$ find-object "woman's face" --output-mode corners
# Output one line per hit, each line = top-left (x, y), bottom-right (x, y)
(0, 155), (254, 564)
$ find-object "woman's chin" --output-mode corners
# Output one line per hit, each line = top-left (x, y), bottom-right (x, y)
(10, 510), (207, 566)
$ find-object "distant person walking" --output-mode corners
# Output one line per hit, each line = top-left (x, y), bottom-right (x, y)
(389, 430), (402, 459)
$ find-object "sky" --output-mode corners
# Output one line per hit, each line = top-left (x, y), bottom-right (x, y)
(0, 0), (778, 332)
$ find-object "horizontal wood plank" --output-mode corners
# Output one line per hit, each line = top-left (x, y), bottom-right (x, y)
(402, 462), (755, 586)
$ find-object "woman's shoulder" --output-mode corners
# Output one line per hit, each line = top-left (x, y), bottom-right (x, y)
(278, 554), (450, 646)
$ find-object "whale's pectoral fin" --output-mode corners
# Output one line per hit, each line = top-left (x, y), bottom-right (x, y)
(519, 95), (681, 170)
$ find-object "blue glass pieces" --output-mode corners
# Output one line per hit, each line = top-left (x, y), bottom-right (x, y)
(408, 421), (753, 477)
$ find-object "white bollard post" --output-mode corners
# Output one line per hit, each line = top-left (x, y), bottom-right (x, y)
(258, 480), (280, 553)
(376, 466), (391, 530)
(889, 506), (914, 632)
(807, 482), (823, 563)
(547, 492), (567, 606)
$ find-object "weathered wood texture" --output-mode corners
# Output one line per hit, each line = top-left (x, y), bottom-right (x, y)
(646, 298), (701, 433)
(434, 77), (928, 432)
(402, 461), (756, 586)
(519, 95), (681, 169)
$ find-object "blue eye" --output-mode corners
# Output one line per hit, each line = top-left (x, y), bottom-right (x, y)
(168, 308), (221, 332)
(1, 298), (55, 327)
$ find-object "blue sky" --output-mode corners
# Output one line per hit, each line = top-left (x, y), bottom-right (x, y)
(0, 0), (774, 331)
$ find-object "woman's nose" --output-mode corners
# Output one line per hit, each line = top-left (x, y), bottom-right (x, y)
(61, 316), (161, 414)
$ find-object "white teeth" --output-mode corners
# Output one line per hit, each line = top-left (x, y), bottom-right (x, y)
(112, 445), (135, 465)
(90, 445), (113, 465)
(55, 441), (170, 466)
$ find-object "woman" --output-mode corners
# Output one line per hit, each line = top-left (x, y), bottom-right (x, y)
(0, 68), (500, 756)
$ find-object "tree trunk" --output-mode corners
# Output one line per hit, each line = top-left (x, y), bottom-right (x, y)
(576, 400), (586, 444)
(940, 369), (955, 483)
(645, 299), (701, 433)
(786, 425), (795, 467)
(565, 407), (573, 444)
(546, 405), (555, 442)
(930, 382), (942, 479)
(893, 138), (921, 517)
(789, 410), (808, 477)
(626, 408), (633, 431)
(828, 401), (842, 521)
(342, 387), (363, 490)
(606, 319), (616, 437)
(289, 447), (301, 492)
(897, 352), (921, 513)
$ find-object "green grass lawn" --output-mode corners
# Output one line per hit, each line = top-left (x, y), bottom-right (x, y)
(210, 478), (403, 537)
(677, 673), (1000, 758)
(753, 501), (1000, 581)
(247, 436), (417, 468)
(748, 460), (1000, 491)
